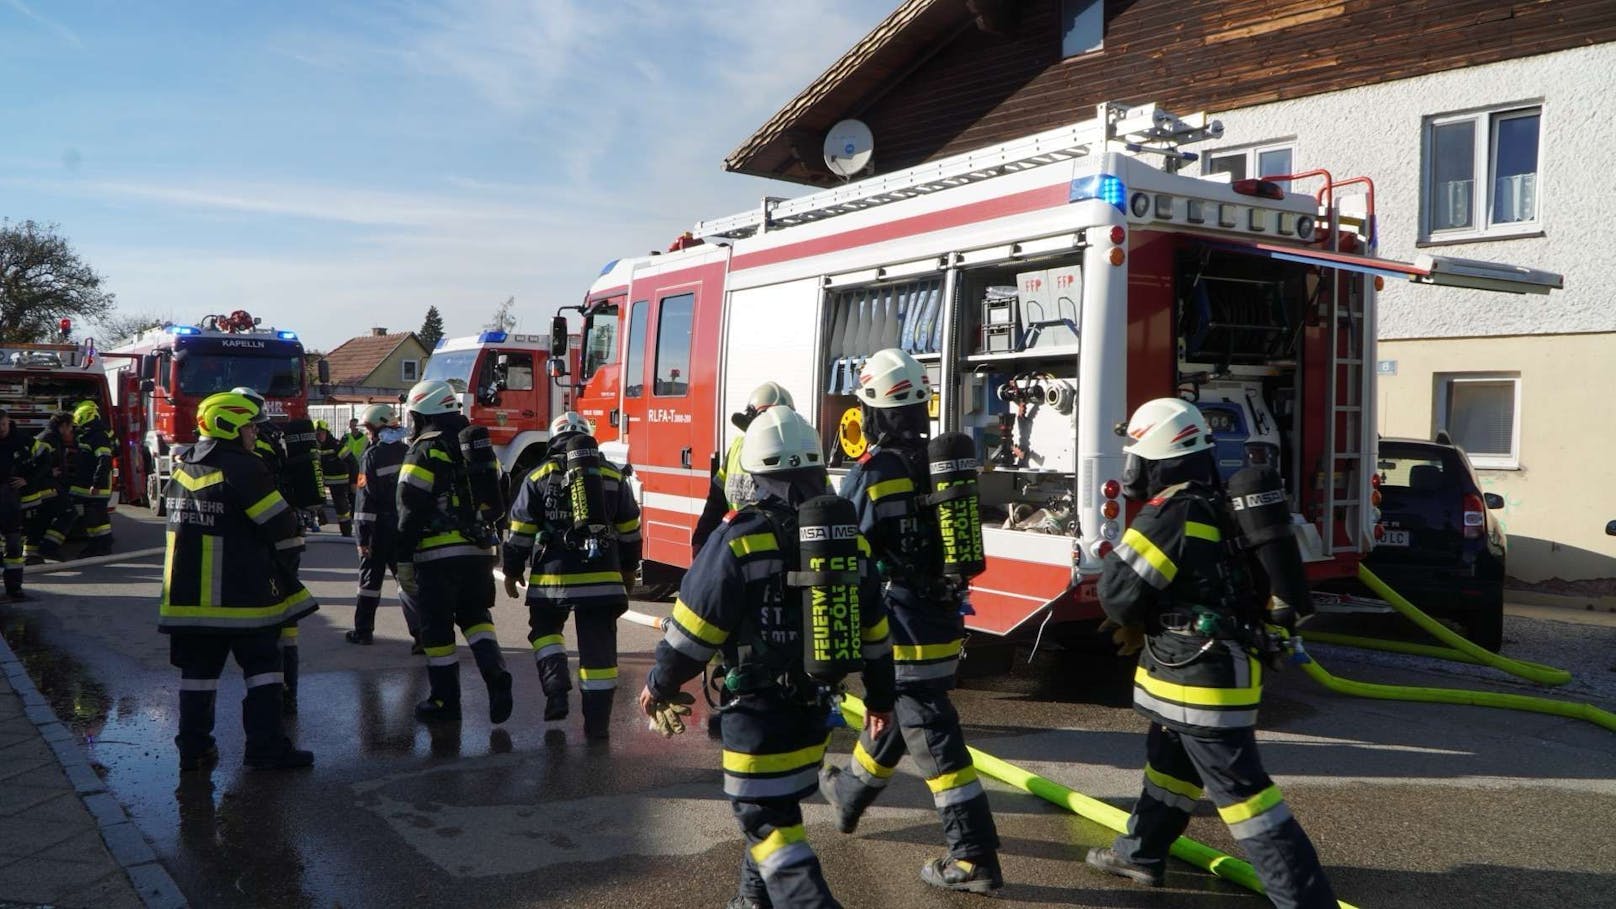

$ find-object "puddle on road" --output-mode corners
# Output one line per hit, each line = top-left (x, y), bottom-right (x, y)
(1, 609), (112, 739)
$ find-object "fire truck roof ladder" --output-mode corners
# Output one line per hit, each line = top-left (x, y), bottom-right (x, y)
(694, 102), (1223, 240)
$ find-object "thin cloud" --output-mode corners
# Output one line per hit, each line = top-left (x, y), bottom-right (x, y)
(4, 0), (83, 49)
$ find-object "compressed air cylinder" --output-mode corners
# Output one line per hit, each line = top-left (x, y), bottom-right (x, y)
(797, 494), (864, 683)
(562, 434), (608, 537)
(458, 424), (506, 524)
(279, 418), (324, 508)
(928, 432), (986, 581)
(1227, 466), (1312, 616)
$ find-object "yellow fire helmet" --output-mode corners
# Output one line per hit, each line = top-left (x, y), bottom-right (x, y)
(196, 392), (262, 441)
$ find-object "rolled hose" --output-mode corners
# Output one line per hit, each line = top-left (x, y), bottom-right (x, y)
(836, 693), (1362, 908)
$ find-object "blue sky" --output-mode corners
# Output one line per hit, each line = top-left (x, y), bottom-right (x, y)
(0, 0), (891, 350)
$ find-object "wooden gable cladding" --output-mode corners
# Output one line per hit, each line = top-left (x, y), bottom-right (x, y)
(736, 0), (1616, 185)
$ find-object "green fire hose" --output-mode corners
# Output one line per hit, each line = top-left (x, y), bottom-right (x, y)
(836, 693), (1362, 909)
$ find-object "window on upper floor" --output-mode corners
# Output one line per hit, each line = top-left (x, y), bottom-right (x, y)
(1060, 0), (1104, 58)
(1423, 105), (1541, 241)
(1206, 144), (1295, 183)
(401, 359), (419, 383)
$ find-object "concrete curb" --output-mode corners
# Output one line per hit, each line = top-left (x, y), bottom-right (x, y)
(0, 634), (187, 908)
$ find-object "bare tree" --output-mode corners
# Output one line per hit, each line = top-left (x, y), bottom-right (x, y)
(0, 220), (117, 342)
(94, 311), (167, 346)
(484, 296), (518, 333)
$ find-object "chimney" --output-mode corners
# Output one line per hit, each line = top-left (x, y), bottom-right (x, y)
(371, 327), (387, 337)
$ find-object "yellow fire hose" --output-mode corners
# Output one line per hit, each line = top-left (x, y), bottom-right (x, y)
(836, 693), (1361, 908)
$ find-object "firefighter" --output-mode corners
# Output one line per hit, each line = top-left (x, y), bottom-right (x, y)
(159, 391), (316, 772)
(347, 403), (421, 649)
(639, 406), (895, 909)
(315, 420), (355, 536)
(817, 347), (1004, 894)
(23, 412), (78, 565)
(502, 412), (641, 739)
(0, 410), (32, 600)
(343, 417), (366, 483)
(1083, 398), (1337, 908)
(691, 381), (795, 557)
(69, 401), (115, 556)
(397, 379), (514, 725)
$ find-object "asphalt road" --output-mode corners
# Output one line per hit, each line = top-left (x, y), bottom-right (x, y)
(4, 510), (1615, 908)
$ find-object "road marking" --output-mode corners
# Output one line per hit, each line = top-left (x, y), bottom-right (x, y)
(25, 546), (167, 574)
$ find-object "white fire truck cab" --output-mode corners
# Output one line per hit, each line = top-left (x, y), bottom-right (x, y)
(418, 331), (575, 479)
(552, 101), (1561, 639)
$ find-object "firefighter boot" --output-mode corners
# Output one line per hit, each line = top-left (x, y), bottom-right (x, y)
(416, 663), (463, 722)
(581, 690), (613, 741)
(339, 521), (353, 538)
(819, 764), (878, 835)
(920, 854), (1004, 894)
(242, 686), (313, 770)
(1085, 847), (1164, 887)
(175, 688), (218, 772)
(280, 644), (299, 715)
(536, 652), (571, 721)
(469, 638), (514, 725)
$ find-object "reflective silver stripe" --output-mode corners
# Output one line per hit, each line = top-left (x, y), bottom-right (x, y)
(1132, 686), (1257, 729)
(1226, 800), (1294, 840)
(375, 465), (401, 476)
(861, 641), (892, 660)
(847, 760), (891, 789)
(757, 842), (816, 879)
(276, 536), (304, 550)
(894, 658), (958, 682)
(413, 544), (494, 561)
(932, 778), (985, 808)
(466, 629), (496, 646)
(1228, 641), (1252, 688)
(723, 767), (819, 799)
(664, 627), (717, 663)
(179, 678), (220, 692)
(358, 585), (382, 596)
(428, 654), (459, 667)
(401, 473), (432, 491)
(243, 672), (284, 689)
(534, 643), (566, 661)
(579, 678), (617, 691)
(249, 497), (289, 524)
(1144, 779), (1200, 814)
(1115, 540), (1170, 590)
(353, 513), (377, 523)
(527, 582), (625, 600)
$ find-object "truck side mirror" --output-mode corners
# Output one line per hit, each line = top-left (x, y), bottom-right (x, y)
(550, 317), (569, 357)
(139, 354), (156, 379)
(1607, 520), (1616, 537)
(139, 379), (155, 393)
(317, 359), (330, 384)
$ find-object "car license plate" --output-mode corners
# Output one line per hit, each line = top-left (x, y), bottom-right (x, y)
(1379, 529), (1411, 547)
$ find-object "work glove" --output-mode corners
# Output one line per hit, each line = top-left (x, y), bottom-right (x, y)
(1099, 618), (1145, 657)
(503, 574), (523, 600)
(395, 561), (418, 598)
(645, 691), (695, 737)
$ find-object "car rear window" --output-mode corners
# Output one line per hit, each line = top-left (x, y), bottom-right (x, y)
(1376, 445), (1458, 492)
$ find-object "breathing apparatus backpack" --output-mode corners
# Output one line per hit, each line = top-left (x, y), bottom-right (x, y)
(560, 434), (609, 558)
(414, 427), (489, 546)
(1211, 465), (1311, 667)
(922, 432), (987, 584)
(458, 424), (506, 525)
(278, 418), (325, 509)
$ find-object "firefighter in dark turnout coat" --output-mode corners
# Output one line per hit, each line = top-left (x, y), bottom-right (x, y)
(347, 403), (420, 646)
(316, 420), (355, 536)
(642, 406), (894, 909)
(502, 412), (640, 738)
(23, 413), (77, 563)
(69, 401), (114, 556)
(159, 392), (315, 771)
(0, 410), (31, 599)
(817, 348), (1003, 894)
(1084, 397), (1336, 908)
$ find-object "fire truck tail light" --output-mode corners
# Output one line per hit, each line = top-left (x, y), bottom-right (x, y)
(1232, 179), (1285, 200)
(1108, 248), (1126, 266)
(1101, 479), (1120, 500)
(1093, 540), (1114, 560)
(1109, 225), (1126, 245)
(1069, 173), (1128, 213)
(1370, 488), (1382, 508)
(1373, 523), (1385, 541)
(1101, 500), (1120, 520)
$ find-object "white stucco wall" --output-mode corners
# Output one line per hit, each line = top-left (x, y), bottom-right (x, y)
(1200, 42), (1616, 339)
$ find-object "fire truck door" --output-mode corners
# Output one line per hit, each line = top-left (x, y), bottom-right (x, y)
(482, 349), (540, 446)
(636, 290), (702, 558)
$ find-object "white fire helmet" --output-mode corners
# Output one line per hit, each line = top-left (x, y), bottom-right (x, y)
(747, 381), (795, 412)
(550, 411), (593, 437)
(405, 379), (461, 416)
(1121, 398), (1214, 461)
(856, 348), (931, 409)
(360, 403), (396, 429)
(741, 407), (823, 475)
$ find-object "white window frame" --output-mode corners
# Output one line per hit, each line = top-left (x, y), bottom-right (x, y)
(1434, 373), (1521, 470)
(401, 359), (420, 382)
(1421, 104), (1542, 242)
(1204, 142), (1296, 183)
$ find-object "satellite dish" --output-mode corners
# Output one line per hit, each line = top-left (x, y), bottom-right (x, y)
(824, 119), (874, 178)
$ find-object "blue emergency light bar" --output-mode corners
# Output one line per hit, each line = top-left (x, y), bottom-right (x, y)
(479, 330), (508, 343)
(1069, 173), (1129, 213)
(276, 330), (298, 340)
(171, 325), (200, 335)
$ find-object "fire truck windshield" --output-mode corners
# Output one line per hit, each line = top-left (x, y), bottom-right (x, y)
(176, 354), (303, 397)
(421, 349), (477, 392)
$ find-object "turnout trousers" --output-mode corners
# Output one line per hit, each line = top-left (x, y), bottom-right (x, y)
(725, 692), (840, 909)
(72, 491), (112, 550)
(417, 555), (508, 707)
(353, 527), (421, 640)
(0, 487), (23, 595)
(827, 684), (1000, 863)
(25, 494), (76, 560)
(527, 600), (625, 734)
(324, 483), (352, 533)
(169, 630), (291, 763)
(1113, 723), (1337, 909)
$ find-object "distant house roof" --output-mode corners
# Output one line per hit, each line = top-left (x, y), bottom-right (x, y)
(322, 332), (420, 386)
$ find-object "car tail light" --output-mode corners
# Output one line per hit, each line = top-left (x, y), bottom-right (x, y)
(1463, 493), (1485, 539)
(1370, 488), (1382, 508)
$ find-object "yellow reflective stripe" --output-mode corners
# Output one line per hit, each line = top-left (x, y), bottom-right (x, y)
(1218, 785), (1285, 824)
(510, 520), (540, 535)
(723, 738), (828, 775)
(280, 626), (299, 641)
(198, 535), (216, 608)
(615, 517), (640, 533)
(1120, 527), (1177, 584)
(600, 465), (623, 481)
(401, 463), (434, 484)
(171, 470), (225, 492)
(245, 491), (286, 520)
(1184, 521), (1222, 542)
(866, 477), (914, 501)
(728, 533), (779, 557)
(924, 765), (979, 793)
(748, 824), (807, 864)
(163, 530), (176, 601)
(578, 666), (618, 681)
(465, 623), (495, 637)
(1146, 763), (1204, 801)
(861, 617), (890, 643)
(531, 634), (564, 649)
(528, 462), (558, 482)
(671, 598), (727, 646)
(532, 571), (623, 585)
(853, 740), (896, 779)
(1134, 666), (1261, 706)
(161, 587), (309, 620)
(892, 639), (963, 662)
(420, 532), (472, 548)
(856, 535), (872, 556)
(424, 645), (457, 658)
(428, 448), (452, 462)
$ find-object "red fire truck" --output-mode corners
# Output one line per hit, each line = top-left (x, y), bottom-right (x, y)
(549, 102), (1561, 641)
(105, 310), (313, 510)
(0, 337), (113, 441)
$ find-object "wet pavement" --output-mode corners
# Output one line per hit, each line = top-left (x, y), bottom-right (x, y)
(4, 511), (1616, 908)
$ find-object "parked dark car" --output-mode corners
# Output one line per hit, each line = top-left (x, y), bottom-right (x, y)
(1362, 434), (1508, 650)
